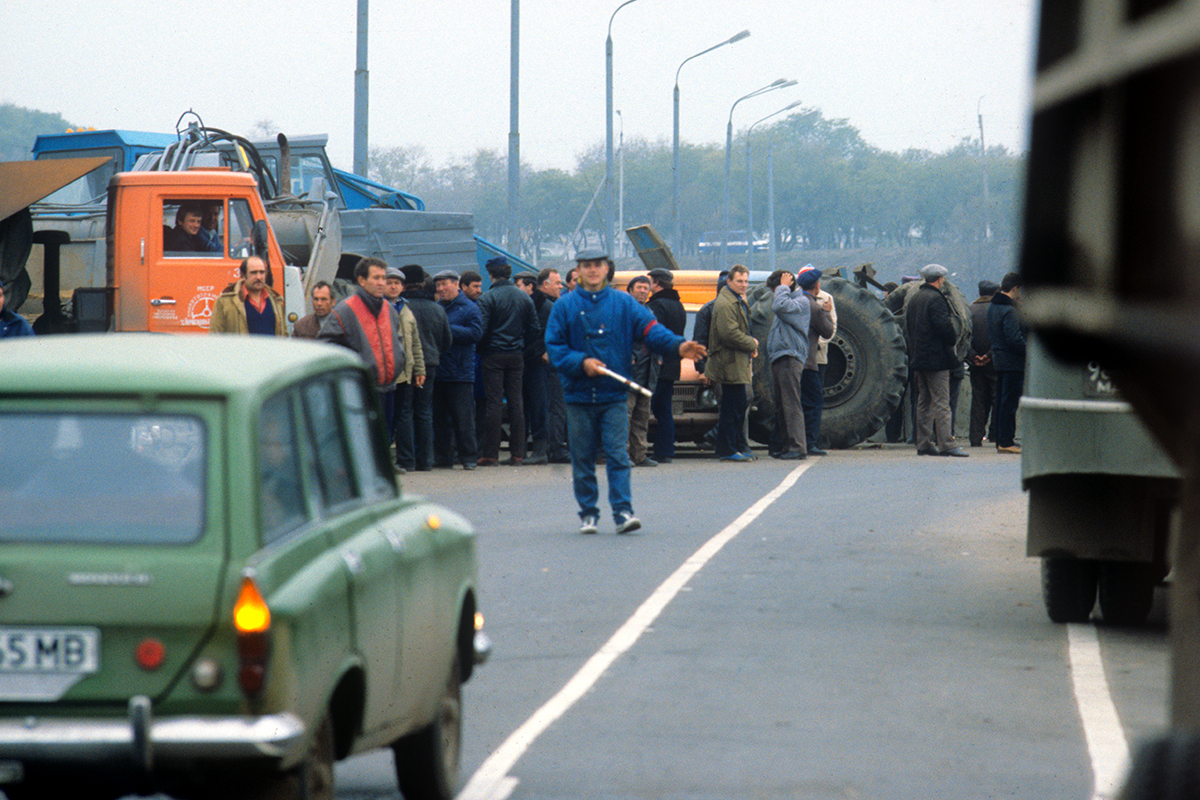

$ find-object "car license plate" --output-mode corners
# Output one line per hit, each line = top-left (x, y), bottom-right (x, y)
(0, 627), (100, 674)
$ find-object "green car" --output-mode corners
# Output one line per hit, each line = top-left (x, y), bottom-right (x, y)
(0, 335), (489, 800)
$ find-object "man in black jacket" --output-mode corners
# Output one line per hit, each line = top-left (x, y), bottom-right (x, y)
(905, 264), (969, 457)
(401, 265), (454, 471)
(987, 272), (1026, 454)
(647, 268), (687, 463)
(477, 257), (541, 465)
(968, 280), (1000, 447)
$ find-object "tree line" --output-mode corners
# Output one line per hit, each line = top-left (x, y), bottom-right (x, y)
(368, 107), (1024, 263)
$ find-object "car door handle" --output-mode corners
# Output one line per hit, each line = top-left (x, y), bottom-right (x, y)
(342, 550), (363, 576)
(150, 298), (177, 307)
(384, 529), (405, 554)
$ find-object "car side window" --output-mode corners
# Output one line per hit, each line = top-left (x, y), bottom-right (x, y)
(259, 392), (311, 543)
(339, 373), (398, 500)
(301, 378), (358, 509)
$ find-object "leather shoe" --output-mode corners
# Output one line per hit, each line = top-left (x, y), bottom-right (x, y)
(476, 457), (498, 467)
(503, 457), (524, 466)
(779, 451), (806, 460)
(997, 445), (1022, 454)
(461, 461), (477, 471)
(941, 447), (970, 458)
(807, 447), (828, 456)
(524, 453), (549, 465)
(917, 448), (938, 456)
(633, 457), (658, 467)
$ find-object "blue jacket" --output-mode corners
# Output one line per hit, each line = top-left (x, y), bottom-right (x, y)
(438, 291), (483, 382)
(0, 308), (34, 339)
(546, 284), (684, 405)
(987, 291), (1026, 372)
(767, 286), (810, 364)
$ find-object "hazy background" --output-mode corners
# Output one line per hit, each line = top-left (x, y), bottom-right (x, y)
(1, 0), (1036, 172)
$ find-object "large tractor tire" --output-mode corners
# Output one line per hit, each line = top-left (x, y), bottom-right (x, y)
(746, 277), (908, 448)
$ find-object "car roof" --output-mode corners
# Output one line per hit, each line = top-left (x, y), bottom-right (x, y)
(0, 334), (363, 398)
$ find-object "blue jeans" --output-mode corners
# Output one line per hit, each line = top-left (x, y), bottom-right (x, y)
(651, 378), (676, 461)
(566, 400), (632, 522)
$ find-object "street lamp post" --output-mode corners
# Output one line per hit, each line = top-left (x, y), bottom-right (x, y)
(672, 30), (750, 256)
(722, 79), (796, 267)
(746, 100), (802, 269)
(617, 109), (625, 257)
(606, 0), (641, 256)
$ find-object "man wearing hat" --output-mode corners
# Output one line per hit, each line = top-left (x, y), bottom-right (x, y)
(401, 264), (452, 471)
(647, 267), (687, 463)
(476, 256), (541, 466)
(968, 279), (1000, 447)
(433, 269), (483, 469)
(905, 264), (969, 457)
(384, 266), (426, 473)
(798, 267), (836, 455)
(545, 249), (707, 534)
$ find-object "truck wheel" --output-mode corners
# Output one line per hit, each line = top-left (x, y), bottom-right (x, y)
(743, 278), (908, 448)
(1042, 557), (1098, 623)
(1098, 561), (1157, 626)
(394, 656), (462, 800)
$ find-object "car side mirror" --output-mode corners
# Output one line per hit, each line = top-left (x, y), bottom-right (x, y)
(253, 219), (269, 266)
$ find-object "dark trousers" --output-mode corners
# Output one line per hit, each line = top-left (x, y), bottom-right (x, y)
(801, 369), (824, 449)
(433, 381), (477, 466)
(715, 383), (749, 457)
(545, 363), (569, 460)
(651, 378), (676, 461)
(885, 377), (908, 443)
(523, 357), (548, 456)
(995, 369), (1023, 448)
(412, 380), (435, 469)
(969, 366), (998, 446)
(771, 356), (807, 455)
(482, 351), (525, 460)
(393, 382), (415, 469)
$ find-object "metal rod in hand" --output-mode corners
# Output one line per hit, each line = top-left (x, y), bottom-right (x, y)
(596, 365), (652, 397)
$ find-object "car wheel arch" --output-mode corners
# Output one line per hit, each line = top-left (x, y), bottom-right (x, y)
(328, 665), (366, 760)
(457, 589), (477, 683)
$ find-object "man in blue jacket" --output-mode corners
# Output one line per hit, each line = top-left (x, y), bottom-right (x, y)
(546, 250), (707, 535)
(987, 271), (1026, 454)
(433, 269), (484, 470)
(0, 284), (34, 338)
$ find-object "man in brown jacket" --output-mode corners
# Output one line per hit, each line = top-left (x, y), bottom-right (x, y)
(707, 265), (758, 461)
(209, 256), (285, 336)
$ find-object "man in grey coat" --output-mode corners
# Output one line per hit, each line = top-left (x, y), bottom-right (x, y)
(766, 270), (809, 459)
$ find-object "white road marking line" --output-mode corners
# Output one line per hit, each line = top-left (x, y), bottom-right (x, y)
(456, 462), (814, 800)
(1067, 623), (1131, 800)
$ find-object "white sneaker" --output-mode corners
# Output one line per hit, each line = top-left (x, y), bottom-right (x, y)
(580, 516), (599, 535)
(615, 512), (641, 534)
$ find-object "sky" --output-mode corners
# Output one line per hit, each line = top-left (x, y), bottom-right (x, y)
(1, 1), (1037, 174)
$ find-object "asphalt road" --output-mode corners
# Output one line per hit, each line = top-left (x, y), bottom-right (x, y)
(330, 444), (1170, 800)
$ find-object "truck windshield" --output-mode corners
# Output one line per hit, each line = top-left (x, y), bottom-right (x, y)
(0, 413), (206, 545)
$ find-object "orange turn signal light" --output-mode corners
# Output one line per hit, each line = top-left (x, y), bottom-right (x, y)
(233, 576), (271, 633)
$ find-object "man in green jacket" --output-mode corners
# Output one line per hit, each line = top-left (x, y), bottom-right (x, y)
(707, 265), (758, 462)
(209, 256), (285, 336)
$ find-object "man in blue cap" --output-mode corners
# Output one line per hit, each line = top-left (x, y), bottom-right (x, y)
(546, 249), (707, 534)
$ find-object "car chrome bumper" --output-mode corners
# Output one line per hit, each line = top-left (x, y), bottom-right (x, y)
(0, 696), (306, 769)
(474, 629), (493, 665)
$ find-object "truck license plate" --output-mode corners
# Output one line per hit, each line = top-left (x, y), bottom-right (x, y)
(0, 628), (100, 674)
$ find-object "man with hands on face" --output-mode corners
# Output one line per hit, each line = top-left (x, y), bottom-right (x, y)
(545, 250), (707, 535)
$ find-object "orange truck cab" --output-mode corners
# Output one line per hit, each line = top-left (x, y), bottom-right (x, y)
(104, 171), (292, 334)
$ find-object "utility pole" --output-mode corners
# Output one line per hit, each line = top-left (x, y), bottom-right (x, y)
(507, 0), (520, 256)
(353, 0), (369, 177)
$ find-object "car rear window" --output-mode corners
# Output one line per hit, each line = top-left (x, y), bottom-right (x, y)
(0, 413), (206, 545)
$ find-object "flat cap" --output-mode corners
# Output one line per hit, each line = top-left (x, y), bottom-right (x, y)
(574, 248), (609, 261)
(919, 263), (949, 280)
(648, 267), (673, 281)
(385, 266), (404, 280)
(432, 269), (460, 282)
(797, 268), (822, 289)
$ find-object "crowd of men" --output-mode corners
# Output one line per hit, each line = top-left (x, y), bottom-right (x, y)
(201, 248), (1026, 528)
(883, 265), (1026, 457)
